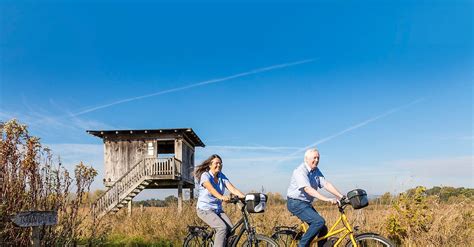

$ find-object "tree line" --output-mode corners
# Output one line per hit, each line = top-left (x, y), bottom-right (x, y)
(129, 186), (473, 207)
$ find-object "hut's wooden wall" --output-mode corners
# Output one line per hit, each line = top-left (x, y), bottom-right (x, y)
(174, 138), (195, 183)
(102, 135), (196, 186)
(182, 140), (195, 182)
(104, 140), (147, 186)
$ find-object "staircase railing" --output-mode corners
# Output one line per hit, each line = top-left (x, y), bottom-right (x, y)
(92, 157), (182, 217)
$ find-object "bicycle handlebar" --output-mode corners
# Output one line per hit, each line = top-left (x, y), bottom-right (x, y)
(337, 196), (351, 207)
(227, 196), (245, 204)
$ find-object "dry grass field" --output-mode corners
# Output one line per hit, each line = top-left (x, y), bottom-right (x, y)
(3, 120), (472, 246)
(85, 196), (473, 246)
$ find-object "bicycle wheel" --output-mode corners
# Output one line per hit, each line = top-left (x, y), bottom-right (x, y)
(241, 234), (279, 247)
(183, 233), (213, 247)
(344, 233), (394, 247)
(271, 229), (298, 247)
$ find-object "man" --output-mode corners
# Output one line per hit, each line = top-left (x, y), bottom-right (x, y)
(286, 148), (344, 247)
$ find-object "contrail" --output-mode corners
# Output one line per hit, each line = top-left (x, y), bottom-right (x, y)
(71, 59), (316, 117)
(287, 98), (425, 158)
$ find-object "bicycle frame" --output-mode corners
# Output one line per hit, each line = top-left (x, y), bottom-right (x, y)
(226, 202), (257, 246)
(290, 208), (358, 247)
(185, 198), (272, 247)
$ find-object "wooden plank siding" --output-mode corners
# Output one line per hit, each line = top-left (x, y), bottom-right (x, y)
(182, 140), (195, 183)
(104, 140), (148, 186)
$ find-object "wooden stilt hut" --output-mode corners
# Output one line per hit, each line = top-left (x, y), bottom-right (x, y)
(87, 128), (205, 218)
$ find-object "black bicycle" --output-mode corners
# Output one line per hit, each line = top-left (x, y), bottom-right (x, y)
(183, 195), (278, 247)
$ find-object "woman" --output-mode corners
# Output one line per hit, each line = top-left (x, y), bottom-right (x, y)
(195, 154), (245, 247)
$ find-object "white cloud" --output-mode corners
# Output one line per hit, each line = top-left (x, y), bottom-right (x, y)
(285, 98), (425, 159)
(353, 156), (474, 194)
(451, 135), (473, 141)
(206, 145), (301, 152)
(70, 59), (316, 117)
(194, 145), (303, 195)
(42, 143), (301, 198)
(33, 141), (474, 200)
(0, 106), (116, 141)
(393, 156), (473, 178)
(46, 143), (104, 190)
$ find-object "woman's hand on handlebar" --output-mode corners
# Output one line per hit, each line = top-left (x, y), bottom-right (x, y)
(220, 195), (231, 202)
(221, 194), (241, 203)
(227, 195), (245, 204)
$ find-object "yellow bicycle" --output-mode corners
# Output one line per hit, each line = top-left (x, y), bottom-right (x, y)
(271, 190), (394, 247)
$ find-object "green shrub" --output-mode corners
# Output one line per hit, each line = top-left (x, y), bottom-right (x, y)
(386, 186), (433, 244)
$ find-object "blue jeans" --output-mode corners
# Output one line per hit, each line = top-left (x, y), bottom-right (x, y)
(287, 198), (327, 247)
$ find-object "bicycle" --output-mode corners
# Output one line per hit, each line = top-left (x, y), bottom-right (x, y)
(184, 195), (278, 247)
(271, 189), (394, 247)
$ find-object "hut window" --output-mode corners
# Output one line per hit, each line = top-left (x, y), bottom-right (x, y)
(156, 141), (175, 158)
(147, 142), (154, 156)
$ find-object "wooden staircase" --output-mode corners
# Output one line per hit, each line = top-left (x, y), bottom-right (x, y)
(92, 157), (182, 218)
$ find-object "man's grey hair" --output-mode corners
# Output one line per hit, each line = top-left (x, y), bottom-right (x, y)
(304, 148), (319, 159)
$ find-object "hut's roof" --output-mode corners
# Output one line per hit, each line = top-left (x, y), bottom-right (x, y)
(87, 128), (205, 147)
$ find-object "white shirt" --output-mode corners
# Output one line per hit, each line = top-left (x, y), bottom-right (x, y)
(196, 171), (230, 212)
(286, 162), (327, 202)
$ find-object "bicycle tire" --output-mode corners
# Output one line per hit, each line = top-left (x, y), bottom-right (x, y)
(272, 230), (340, 247)
(271, 229), (298, 247)
(344, 233), (395, 247)
(240, 234), (279, 247)
(183, 233), (213, 247)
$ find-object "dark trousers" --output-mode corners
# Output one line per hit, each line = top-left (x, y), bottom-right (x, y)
(287, 198), (327, 247)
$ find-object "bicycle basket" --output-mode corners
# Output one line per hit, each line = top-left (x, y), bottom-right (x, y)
(245, 193), (267, 213)
(347, 189), (369, 209)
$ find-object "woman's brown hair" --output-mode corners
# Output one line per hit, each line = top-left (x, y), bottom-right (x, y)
(194, 154), (222, 181)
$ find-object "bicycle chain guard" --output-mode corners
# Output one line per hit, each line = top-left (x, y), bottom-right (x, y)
(272, 225), (298, 232)
(226, 235), (238, 245)
(187, 225), (213, 239)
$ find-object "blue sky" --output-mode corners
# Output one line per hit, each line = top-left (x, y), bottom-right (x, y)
(1, 0), (472, 199)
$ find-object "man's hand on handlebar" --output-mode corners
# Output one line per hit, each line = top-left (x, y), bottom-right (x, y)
(328, 198), (338, 205)
(337, 196), (350, 207)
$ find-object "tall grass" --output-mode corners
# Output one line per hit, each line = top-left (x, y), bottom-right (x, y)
(91, 195), (473, 246)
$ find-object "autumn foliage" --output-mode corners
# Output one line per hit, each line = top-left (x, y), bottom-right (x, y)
(0, 119), (99, 245)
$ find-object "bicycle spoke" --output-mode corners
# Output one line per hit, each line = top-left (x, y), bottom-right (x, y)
(184, 235), (212, 247)
(346, 234), (394, 247)
(355, 239), (389, 247)
(274, 234), (293, 246)
(242, 234), (279, 247)
(271, 230), (297, 247)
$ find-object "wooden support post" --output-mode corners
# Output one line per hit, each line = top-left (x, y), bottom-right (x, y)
(127, 200), (132, 216)
(190, 186), (194, 201)
(12, 211), (57, 247)
(31, 226), (40, 247)
(178, 182), (183, 213)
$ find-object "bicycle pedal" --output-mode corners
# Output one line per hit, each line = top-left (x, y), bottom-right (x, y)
(322, 237), (338, 247)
